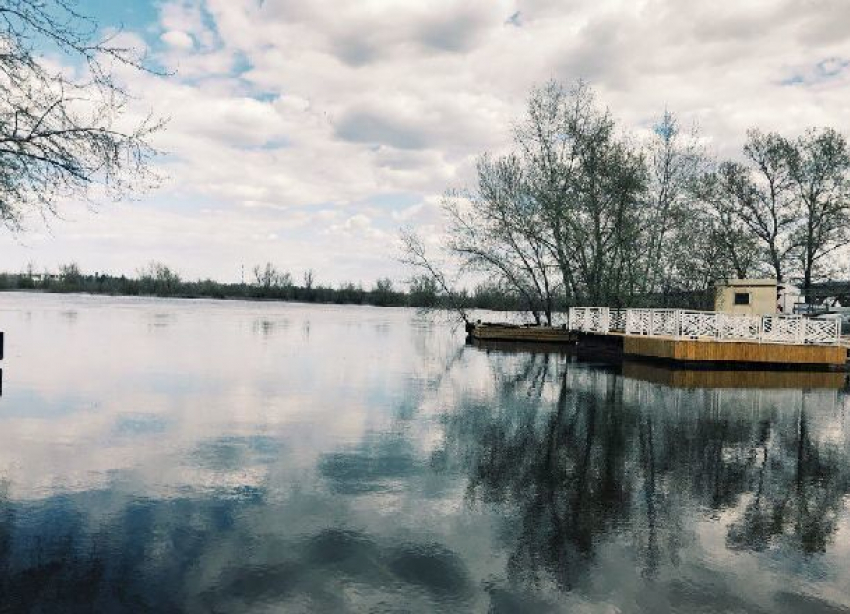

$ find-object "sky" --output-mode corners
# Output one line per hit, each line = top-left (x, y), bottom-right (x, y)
(2, 0), (850, 286)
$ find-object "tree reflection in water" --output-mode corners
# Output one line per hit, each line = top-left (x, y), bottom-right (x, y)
(442, 350), (850, 590)
(0, 338), (848, 610)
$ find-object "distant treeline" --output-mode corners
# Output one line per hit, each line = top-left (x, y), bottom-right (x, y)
(0, 261), (538, 311)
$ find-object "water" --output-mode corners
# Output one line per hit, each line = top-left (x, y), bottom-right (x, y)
(1, 294), (849, 613)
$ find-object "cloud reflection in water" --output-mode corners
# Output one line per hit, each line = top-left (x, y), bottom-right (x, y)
(0, 295), (848, 611)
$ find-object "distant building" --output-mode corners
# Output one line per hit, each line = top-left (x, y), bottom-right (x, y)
(26, 272), (61, 283)
(713, 278), (780, 315)
(777, 283), (804, 314)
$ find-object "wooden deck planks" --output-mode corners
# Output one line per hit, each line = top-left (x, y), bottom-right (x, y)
(623, 335), (847, 366)
(470, 325), (576, 344)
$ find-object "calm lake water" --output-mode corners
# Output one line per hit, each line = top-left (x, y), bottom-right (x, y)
(1, 294), (850, 613)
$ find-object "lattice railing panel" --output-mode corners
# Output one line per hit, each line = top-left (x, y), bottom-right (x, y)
(718, 314), (761, 341)
(650, 309), (679, 337)
(568, 307), (582, 332)
(680, 311), (718, 339)
(568, 307), (610, 333)
(609, 309), (627, 333)
(626, 309), (652, 335)
(593, 307), (610, 333)
(761, 315), (803, 344)
(567, 307), (840, 345)
(803, 318), (841, 345)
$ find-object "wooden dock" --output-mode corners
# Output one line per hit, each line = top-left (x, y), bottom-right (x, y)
(468, 323), (576, 344)
(622, 334), (846, 367)
(581, 332), (847, 368)
(467, 321), (847, 368)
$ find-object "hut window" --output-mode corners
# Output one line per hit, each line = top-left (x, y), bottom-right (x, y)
(734, 292), (750, 305)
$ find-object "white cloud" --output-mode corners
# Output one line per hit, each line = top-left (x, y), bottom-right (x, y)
(3, 0), (850, 283)
(160, 29), (195, 50)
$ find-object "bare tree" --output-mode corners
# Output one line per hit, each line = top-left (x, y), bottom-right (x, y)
(371, 277), (397, 306)
(514, 80), (585, 303)
(640, 112), (706, 298)
(0, 0), (164, 230)
(444, 153), (559, 324)
(137, 261), (180, 295)
(694, 170), (761, 280)
(58, 261), (81, 284)
(725, 130), (797, 282)
(302, 269), (315, 290)
(399, 228), (469, 323)
(401, 79), (850, 315)
(253, 262), (281, 290)
(517, 80), (646, 306)
(786, 128), (850, 301)
(408, 273), (439, 307)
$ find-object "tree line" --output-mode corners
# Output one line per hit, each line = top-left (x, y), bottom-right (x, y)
(0, 261), (530, 310)
(404, 81), (850, 325)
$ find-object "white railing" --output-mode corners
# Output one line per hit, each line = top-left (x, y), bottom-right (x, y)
(625, 309), (652, 335)
(718, 313), (761, 341)
(761, 314), (804, 344)
(568, 307), (610, 334)
(567, 307), (841, 345)
(609, 308), (627, 333)
(679, 311), (719, 339)
(804, 318), (841, 345)
(650, 309), (679, 336)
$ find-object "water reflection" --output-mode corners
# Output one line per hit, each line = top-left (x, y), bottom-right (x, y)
(623, 361), (848, 390)
(0, 295), (848, 612)
(148, 312), (175, 330)
(252, 317), (289, 337)
(441, 350), (850, 610)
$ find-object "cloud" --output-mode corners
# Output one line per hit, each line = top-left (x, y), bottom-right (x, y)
(160, 29), (194, 49)
(414, 5), (496, 52)
(4, 0), (850, 283)
(325, 213), (387, 240)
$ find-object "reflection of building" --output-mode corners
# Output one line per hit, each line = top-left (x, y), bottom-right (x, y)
(714, 278), (778, 315)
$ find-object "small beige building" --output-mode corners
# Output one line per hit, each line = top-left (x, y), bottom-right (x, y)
(714, 278), (778, 316)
